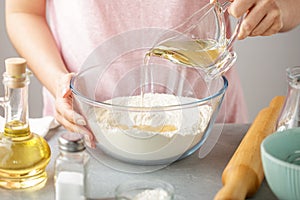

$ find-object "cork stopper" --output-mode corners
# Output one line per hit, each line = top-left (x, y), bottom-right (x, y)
(4, 57), (27, 88)
(5, 57), (27, 76)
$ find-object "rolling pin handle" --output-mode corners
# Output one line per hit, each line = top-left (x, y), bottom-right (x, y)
(215, 164), (261, 200)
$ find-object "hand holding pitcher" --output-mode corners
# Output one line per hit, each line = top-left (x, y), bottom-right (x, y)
(147, 1), (244, 79)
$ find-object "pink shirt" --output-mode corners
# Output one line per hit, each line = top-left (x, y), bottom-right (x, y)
(45, 0), (248, 123)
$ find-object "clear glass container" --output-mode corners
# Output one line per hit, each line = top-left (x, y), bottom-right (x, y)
(147, 1), (244, 78)
(54, 132), (89, 200)
(276, 66), (300, 131)
(115, 179), (174, 200)
(70, 62), (227, 173)
(0, 57), (51, 189)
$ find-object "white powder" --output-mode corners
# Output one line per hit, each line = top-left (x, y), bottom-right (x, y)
(89, 93), (214, 163)
(95, 93), (212, 138)
(55, 171), (85, 200)
(133, 188), (171, 200)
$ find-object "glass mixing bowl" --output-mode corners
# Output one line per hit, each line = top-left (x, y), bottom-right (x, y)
(70, 60), (227, 171)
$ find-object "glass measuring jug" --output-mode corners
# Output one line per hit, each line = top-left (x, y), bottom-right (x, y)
(146, 1), (244, 79)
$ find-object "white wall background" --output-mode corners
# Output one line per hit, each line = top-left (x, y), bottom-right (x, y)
(235, 26), (300, 121)
(1, 1), (300, 121)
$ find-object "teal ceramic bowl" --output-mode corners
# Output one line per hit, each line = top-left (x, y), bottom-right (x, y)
(261, 128), (300, 200)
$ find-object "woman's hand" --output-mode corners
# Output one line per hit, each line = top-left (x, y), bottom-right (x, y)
(55, 73), (96, 148)
(228, 0), (283, 39)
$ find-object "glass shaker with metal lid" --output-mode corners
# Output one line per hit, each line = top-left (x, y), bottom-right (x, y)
(54, 132), (89, 200)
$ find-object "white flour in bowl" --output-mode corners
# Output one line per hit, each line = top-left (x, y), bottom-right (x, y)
(95, 93), (212, 137)
(133, 188), (171, 200)
(88, 93), (214, 164)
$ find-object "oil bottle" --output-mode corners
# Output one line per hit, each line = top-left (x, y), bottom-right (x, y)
(0, 57), (51, 189)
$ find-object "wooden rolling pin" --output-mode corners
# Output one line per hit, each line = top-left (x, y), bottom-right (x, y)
(214, 96), (285, 200)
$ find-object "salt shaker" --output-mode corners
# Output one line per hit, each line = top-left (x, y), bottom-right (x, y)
(276, 66), (300, 131)
(54, 132), (89, 200)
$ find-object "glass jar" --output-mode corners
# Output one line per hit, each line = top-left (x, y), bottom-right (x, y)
(115, 179), (174, 200)
(276, 66), (300, 131)
(54, 132), (89, 200)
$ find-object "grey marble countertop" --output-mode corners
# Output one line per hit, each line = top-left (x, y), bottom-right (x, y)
(0, 124), (277, 200)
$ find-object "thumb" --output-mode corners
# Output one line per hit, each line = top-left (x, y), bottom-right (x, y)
(57, 73), (76, 98)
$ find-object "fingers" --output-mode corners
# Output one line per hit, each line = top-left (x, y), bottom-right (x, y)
(55, 93), (86, 126)
(228, 0), (283, 39)
(55, 73), (86, 126)
(55, 96), (96, 148)
(55, 111), (96, 148)
(228, 0), (254, 19)
(251, 9), (283, 36)
(55, 73), (96, 148)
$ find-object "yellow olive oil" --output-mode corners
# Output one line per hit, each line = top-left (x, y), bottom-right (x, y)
(0, 58), (51, 190)
(146, 39), (225, 68)
(0, 120), (51, 189)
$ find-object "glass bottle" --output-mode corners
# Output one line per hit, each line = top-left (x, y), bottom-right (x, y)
(54, 132), (89, 200)
(276, 66), (300, 131)
(0, 57), (51, 189)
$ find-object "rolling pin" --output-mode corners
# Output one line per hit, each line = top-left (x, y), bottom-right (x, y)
(214, 96), (285, 200)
